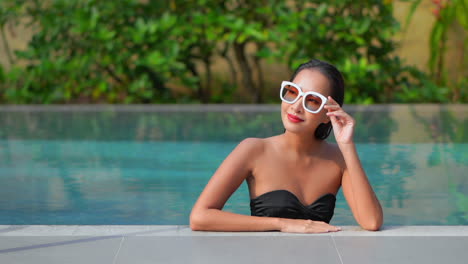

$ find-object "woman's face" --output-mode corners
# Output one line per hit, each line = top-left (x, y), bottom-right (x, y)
(281, 69), (332, 135)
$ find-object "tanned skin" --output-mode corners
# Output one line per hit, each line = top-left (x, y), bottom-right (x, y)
(190, 69), (383, 233)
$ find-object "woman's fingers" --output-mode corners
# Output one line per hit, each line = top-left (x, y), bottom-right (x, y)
(280, 219), (341, 233)
(327, 111), (347, 123)
(310, 226), (340, 233)
(326, 96), (341, 107)
(327, 96), (338, 104)
(318, 222), (341, 232)
(324, 105), (340, 112)
(324, 97), (343, 113)
(327, 109), (354, 123)
(305, 220), (341, 233)
(326, 110), (349, 119)
(328, 115), (340, 126)
(324, 104), (340, 110)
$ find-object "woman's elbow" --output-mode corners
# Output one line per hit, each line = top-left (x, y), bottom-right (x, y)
(362, 223), (381, 231)
(189, 210), (205, 231)
(361, 218), (383, 231)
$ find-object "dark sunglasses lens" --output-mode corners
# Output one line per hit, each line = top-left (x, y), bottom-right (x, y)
(304, 94), (323, 112)
(281, 85), (299, 102)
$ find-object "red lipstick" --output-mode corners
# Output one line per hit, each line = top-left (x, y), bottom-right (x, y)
(287, 113), (304, 123)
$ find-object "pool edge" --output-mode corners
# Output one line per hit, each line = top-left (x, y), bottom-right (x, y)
(1, 225), (467, 237)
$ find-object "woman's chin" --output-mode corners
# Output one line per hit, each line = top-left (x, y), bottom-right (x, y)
(283, 118), (320, 134)
(283, 124), (310, 135)
(281, 116), (315, 135)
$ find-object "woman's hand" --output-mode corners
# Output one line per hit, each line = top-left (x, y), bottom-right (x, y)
(278, 218), (341, 233)
(324, 96), (355, 145)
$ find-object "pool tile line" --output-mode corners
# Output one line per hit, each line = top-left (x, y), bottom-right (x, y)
(331, 235), (344, 264)
(1, 225), (468, 238)
(0, 227), (178, 254)
(0, 235), (121, 254)
(0, 226), (27, 234)
(112, 237), (125, 264)
(0, 225), (178, 237)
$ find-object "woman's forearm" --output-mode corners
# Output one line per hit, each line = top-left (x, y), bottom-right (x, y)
(190, 208), (281, 232)
(339, 142), (383, 230)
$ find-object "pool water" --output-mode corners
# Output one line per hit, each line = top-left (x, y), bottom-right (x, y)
(0, 105), (467, 225)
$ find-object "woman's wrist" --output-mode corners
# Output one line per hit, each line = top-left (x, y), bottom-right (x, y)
(274, 217), (284, 231)
(337, 140), (356, 150)
(337, 141), (360, 161)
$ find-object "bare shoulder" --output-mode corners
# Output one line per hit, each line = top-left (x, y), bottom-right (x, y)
(230, 138), (266, 170)
(237, 137), (266, 155)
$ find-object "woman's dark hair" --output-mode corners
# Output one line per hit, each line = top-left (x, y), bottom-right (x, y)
(289, 59), (345, 140)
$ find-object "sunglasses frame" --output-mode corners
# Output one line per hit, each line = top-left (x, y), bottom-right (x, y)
(280, 81), (328, 114)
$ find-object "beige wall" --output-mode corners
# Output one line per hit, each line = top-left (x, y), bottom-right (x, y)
(0, 21), (32, 69)
(393, 0), (436, 72)
(393, 0), (466, 81)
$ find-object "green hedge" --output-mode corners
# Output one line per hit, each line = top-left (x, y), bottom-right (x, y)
(0, 0), (464, 103)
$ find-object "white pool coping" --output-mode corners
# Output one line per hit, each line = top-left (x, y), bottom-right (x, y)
(2, 225), (467, 264)
(1, 225), (468, 237)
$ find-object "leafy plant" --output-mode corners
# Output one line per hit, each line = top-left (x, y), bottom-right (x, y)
(0, 0), (460, 103)
(2, 0), (187, 103)
(402, 0), (468, 102)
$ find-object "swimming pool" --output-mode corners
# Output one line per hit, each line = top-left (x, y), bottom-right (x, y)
(0, 105), (466, 226)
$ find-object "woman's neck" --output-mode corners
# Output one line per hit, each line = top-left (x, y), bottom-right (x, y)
(280, 131), (326, 156)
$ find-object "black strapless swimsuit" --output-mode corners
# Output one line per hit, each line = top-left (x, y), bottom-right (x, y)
(250, 190), (336, 223)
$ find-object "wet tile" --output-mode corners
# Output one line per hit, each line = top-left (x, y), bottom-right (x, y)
(0, 236), (122, 264)
(0, 225), (77, 236)
(332, 225), (468, 236)
(73, 225), (178, 236)
(334, 236), (468, 264)
(116, 236), (341, 264)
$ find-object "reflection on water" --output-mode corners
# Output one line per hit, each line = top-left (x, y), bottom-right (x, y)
(0, 105), (466, 225)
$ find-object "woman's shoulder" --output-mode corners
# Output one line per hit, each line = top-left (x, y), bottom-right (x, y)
(237, 137), (266, 153)
(241, 135), (282, 147)
(228, 138), (267, 168)
(237, 136), (279, 156)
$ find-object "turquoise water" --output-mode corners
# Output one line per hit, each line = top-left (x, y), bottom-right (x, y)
(0, 105), (467, 225)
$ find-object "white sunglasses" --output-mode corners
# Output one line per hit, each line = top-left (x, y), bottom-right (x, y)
(280, 81), (328, 114)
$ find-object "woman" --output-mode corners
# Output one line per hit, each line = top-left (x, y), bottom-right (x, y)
(190, 59), (383, 233)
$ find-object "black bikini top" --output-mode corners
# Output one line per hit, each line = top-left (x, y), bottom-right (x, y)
(250, 190), (336, 223)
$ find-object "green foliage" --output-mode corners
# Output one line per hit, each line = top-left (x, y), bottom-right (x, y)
(395, 69), (452, 103)
(0, 0), (462, 103)
(272, 0), (444, 103)
(1, 0), (186, 103)
(452, 186), (468, 224)
(402, 0), (468, 102)
(0, 65), (4, 83)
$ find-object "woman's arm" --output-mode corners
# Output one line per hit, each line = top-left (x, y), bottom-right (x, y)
(325, 97), (383, 231)
(190, 138), (341, 233)
(190, 138), (280, 231)
(339, 144), (383, 231)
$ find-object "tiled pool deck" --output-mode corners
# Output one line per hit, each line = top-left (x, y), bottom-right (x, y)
(1, 225), (467, 263)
